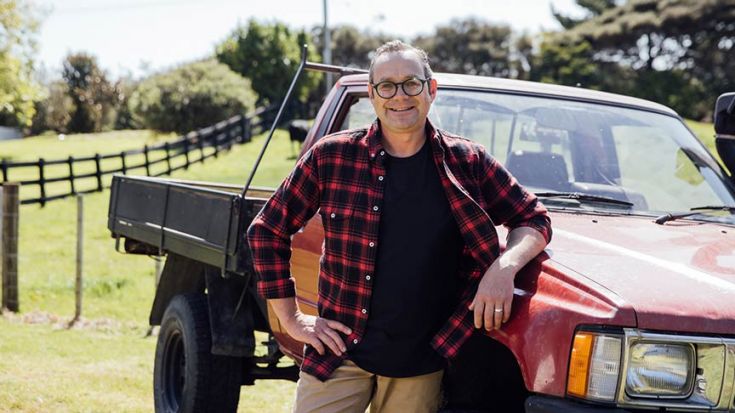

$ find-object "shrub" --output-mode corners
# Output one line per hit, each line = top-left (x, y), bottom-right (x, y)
(62, 52), (120, 133)
(29, 80), (74, 135)
(129, 59), (256, 134)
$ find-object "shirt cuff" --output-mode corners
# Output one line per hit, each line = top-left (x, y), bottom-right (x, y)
(257, 277), (297, 299)
(511, 220), (552, 244)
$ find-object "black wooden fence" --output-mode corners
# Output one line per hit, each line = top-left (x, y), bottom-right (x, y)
(1, 105), (278, 206)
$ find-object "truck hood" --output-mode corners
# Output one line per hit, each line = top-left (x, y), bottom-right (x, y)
(544, 212), (735, 335)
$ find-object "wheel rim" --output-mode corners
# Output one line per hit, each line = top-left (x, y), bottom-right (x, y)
(163, 328), (185, 410)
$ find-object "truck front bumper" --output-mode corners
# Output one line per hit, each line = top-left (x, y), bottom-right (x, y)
(525, 396), (632, 413)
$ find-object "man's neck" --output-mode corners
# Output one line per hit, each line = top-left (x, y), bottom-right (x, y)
(381, 126), (427, 158)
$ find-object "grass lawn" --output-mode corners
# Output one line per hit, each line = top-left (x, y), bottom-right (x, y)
(685, 119), (721, 165)
(1, 129), (299, 412)
(0, 317), (296, 413)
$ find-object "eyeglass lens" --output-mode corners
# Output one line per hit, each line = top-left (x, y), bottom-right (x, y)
(375, 78), (425, 98)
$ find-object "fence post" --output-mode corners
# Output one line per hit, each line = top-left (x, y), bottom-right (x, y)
(225, 124), (233, 151)
(164, 142), (172, 175)
(121, 151), (127, 175)
(198, 133), (205, 162)
(67, 156), (76, 195)
(243, 116), (251, 143)
(183, 138), (190, 170)
(238, 116), (245, 143)
(2, 183), (19, 312)
(71, 195), (83, 325)
(144, 145), (151, 176)
(213, 133), (219, 159)
(0, 159), (7, 182)
(94, 154), (103, 192)
(38, 158), (46, 207)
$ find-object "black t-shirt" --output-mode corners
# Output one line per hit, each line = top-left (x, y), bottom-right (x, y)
(349, 140), (464, 377)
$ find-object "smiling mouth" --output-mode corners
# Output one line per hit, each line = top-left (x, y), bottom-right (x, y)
(388, 106), (414, 112)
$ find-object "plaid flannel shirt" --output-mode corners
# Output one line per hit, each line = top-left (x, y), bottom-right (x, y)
(247, 119), (552, 381)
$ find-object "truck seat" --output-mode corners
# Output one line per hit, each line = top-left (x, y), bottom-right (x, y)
(505, 150), (570, 192)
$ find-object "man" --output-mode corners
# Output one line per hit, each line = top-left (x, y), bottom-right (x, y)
(247, 40), (551, 412)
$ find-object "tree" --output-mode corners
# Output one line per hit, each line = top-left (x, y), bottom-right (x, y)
(531, 37), (602, 88)
(129, 59), (256, 134)
(0, 0), (43, 128)
(61, 52), (120, 133)
(311, 25), (393, 69)
(552, 0), (620, 29)
(561, 0), (735, 118)
(216, 19), (320, 105)
(511, 33), (534, 80)
(414, 18), (515, 77)
(29, 80), (73, 135)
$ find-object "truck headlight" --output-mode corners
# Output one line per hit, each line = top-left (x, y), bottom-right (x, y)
(567, 331), (622, 402)
(625, 343), (694, 398)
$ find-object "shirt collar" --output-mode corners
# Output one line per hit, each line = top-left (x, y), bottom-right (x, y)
(366, 118), (443, 162)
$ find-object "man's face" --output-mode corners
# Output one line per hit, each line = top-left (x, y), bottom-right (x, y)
(368, 51), (437, 137)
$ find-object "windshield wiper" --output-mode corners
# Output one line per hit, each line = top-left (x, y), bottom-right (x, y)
(654, 205), (735, 225)
(535, 192), (634, 207)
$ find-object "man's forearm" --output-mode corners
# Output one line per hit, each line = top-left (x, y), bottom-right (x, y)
(497, 226), (548, 276)
(268, 297), (302, 329)
(470, 226), (548, 330)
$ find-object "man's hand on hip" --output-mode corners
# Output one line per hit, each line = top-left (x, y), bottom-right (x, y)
(283, 313), (352, 357)
(268, 297), (352, 357)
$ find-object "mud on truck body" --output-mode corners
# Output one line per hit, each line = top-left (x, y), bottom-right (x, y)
(108, 52), (735, 412)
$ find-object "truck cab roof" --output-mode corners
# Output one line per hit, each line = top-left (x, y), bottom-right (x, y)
(339, 72), (678, 117)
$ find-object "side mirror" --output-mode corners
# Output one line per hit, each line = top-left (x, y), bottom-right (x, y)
(714, 92), (735, 177)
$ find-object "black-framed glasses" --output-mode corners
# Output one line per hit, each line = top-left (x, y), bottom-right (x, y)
(371, 77), (431, 99)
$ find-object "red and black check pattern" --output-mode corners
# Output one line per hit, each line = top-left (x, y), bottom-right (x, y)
(247, 120), (552, 381)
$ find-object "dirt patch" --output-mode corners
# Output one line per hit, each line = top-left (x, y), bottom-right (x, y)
(0, 308), (151, 335)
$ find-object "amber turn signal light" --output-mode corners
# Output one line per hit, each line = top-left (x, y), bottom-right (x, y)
(568, 333), (594, 397)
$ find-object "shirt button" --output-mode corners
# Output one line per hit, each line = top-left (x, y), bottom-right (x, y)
(330, 213), (336, 218)
(373, 205), (379, 211)
(378, 176), (384, 181)
(353, 339), (359, 344)
(365, 275), (371, 281)
(362, 309), (367, 314)
(379, 150), (385, 156)
(369, 242), (375, 248)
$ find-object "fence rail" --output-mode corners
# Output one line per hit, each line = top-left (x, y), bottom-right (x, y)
(0, 105), (278, 206)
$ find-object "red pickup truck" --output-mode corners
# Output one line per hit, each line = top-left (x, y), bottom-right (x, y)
(108, 58), (735, 413)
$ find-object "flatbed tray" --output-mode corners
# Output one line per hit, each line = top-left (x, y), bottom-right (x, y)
(107, 175), (269, 274)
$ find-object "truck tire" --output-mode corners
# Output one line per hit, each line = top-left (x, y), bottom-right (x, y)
(153, 293), (242, 413)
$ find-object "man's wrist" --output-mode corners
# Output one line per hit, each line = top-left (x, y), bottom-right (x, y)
(495, 253), (522, 276)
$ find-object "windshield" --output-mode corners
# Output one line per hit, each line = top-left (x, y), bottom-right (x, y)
(428, 90), (735, 222)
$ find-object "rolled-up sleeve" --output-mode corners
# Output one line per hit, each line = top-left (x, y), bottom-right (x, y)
(246, 148), (321, 299)
(478, 151), (552, 244)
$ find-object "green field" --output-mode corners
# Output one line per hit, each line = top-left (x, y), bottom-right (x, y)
(0, 119), (721, 413)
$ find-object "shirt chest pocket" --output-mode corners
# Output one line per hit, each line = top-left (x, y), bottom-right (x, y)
(320, 206), (354, 236)
(320, 205), (356, 252)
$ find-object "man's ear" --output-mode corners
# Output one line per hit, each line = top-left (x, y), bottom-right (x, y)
(367, 83), (374, 100)
(429, 78), (438, 100)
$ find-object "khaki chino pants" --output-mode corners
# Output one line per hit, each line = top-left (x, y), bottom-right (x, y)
(293, 360), (443, 413)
